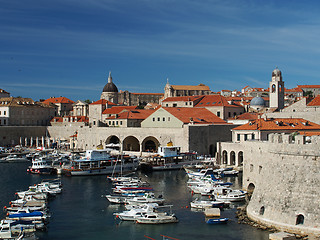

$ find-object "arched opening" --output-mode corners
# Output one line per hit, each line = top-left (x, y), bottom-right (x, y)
(142, 136), (160, 153)
(209, 144), (216, 157)
(247, 183), (255, 201)
(238, 151), (243, 166)
(259, 206), (265, 215)
(296, 214), (304, 225)
(272, 84), (276, 93)
(123, 136), (140, 152)
(222, 150), (228, 164)
(105, 135), (120, 150)
(230, 151), (235, 165)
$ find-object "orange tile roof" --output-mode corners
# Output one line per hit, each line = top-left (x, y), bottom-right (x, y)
(162, 95), (204, 103)
(307, 95), (320, 106)
(194, 95), (242, 108)
(298, 85), (320, 88)
(163, 107), (227, 124)
(170, 84), (210, 91)
(298, 131), (320, 136)
(229, 112), (262, 120)
(102, 106), (138, 114)
(105, 109), (155, 120)
(233, 118), (320, 131)
(43, 97), (74, 104)
(90, 99), (116, 105)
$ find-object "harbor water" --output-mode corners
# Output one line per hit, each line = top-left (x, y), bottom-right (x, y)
(0, 162), (269, 240)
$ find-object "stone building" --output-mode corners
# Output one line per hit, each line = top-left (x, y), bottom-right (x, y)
(72, 100), (89, 117)
(297, 84), (320, 97)
(164, 80), (211, 99)
(269, 67), (285, 110)
(0, 97), (56, 126)
(42, 96), (74, 117)
(88, 99), (116, 127)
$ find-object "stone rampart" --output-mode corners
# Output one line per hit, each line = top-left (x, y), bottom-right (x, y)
(242, 134), (320, 236)
(0, 126), (47, 146)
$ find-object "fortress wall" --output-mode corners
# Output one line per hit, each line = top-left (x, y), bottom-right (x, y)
(0, 126), (47, 146)
(243, 135), (320, 236)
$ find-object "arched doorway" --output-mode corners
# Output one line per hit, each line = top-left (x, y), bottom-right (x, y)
(247, 183), (255, 201)
(296, 214), (304, 225)
(230, 151), (235, 165)
(123, 136), (140, 152)
(222, 150), (228, 164)
(238, 151), (243, 166)
(142, 136), (160, 152)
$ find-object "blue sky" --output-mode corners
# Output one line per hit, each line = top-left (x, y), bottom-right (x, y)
(1, 0), (320, 102)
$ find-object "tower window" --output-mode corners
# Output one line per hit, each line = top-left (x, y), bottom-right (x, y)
(272, 84), (276, 93)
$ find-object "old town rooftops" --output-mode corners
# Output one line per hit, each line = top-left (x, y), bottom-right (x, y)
(163, 107), (227, 124)
(42, 96), (74, 104)
(233, 118), (320, 131)
(307, 95), (320, 106)
(51, 116), (89, 123)
(194, 95), (241, 108)
(102, 106), (138, 115)
(162, 95), (203, 103)
(0, 97), (54, 108)
(90, 99), (116, 105)
(105, 109), (155, 120)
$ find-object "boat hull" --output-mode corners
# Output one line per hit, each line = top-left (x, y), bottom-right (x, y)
(64, 164), (138, 176)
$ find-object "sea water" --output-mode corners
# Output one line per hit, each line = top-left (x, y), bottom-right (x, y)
(0, 163), (269, 240)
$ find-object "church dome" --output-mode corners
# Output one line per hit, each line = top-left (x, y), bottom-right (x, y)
(250, 96), (265, 107)
(102, 72), (118, 93)
(103, 82), (118, 93)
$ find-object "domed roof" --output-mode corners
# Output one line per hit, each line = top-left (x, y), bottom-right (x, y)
(250, 96), (265, 107)
(272, 67), (282, 77)
(102, 72), (118, 93)
(103, 82), (118, 93)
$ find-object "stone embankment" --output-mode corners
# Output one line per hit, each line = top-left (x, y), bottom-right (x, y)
(235, 195), (310, 240)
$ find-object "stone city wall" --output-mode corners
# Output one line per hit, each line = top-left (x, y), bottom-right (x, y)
(0, 126), (47, 146)
(242, 134), (320, 236)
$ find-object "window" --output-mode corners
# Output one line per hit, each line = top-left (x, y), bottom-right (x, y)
(252, 133), (255, 140)
(296, 215), (304, 225)
(228, 112), (231, 117)
(168, 117), (170, 121)
(163, 117), (165, 121)
(237, 134), (240, 141)
(217, 111), (220, 117)
(153, 118), (155, 121)
(259, 206), (265, 215)
(93, 121), (96, 125)
(244, 134), (248, 141)
(173, 103), (177, 107)
(157, 117), (160, 121)
(116, 121), (118, 125)
(120, 121), (122, 125)
(166, 104), (168, 107)
(109, 121), (111, 125)
(250, 164), (253, 172)
(185, 102), (188, 105)
(4, 111), (6, 115)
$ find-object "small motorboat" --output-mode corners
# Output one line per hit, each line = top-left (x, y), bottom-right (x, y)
(3, 154), (29, 163)
(114, 203), (158, 221)
(135, 212), (178, 224)
(125, 192), (165, 205)
(206, 217), (229, 224)
(190, 198), (226, 209)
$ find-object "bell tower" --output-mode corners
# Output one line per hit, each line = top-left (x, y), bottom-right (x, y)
(269, 67), (284, 110)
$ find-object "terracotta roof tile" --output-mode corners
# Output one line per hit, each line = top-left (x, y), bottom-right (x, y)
(233, 118), (320, 131)
(102, 106), (138, 114)
(105, 109), (155, 120)
(90, 99), (117, 105)
(163, 107), (227, 124)
(229, 112), (262, 120)
(194, 95), (241, 108)
(298, 85), (320, 88)
(43, 97), (74, 104)
(307, 95), (320, 106)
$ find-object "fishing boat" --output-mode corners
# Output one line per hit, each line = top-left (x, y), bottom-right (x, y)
(140, 142), (200, 171)
(62, 149), (139, 176)
(0, 219), (37, 239)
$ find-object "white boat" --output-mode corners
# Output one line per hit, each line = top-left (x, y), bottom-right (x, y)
(4, 205), (47, 213)
(135, 212), (178, 224)
(16, 190), (48, 200)
(215, 190), (246, 202)
(184, 167), (216, 178)
(3, 154), (29, 163)
(140, 144), (200, 171)
(0, 220), (37, 239)
(62, 150), (139, 176)
(125, 192), (165, 205)
(190, 198), (226, 209)
(10, 195), (47, 207)
(114, 203), (158, 221)
(27, 156), (56, 174)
